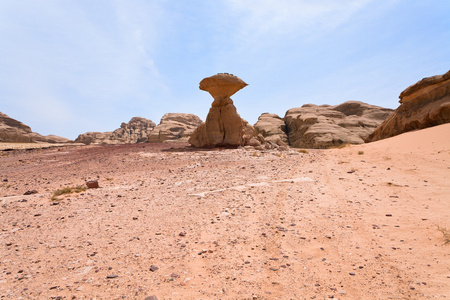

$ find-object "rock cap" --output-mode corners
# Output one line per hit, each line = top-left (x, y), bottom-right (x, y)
(199, 73), (248, 101)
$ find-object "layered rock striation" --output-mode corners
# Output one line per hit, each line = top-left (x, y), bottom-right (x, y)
(148, 113), (203, 143)
(366, 70), (450, 142)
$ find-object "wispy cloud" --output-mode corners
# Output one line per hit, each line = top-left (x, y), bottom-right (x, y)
(223, 0), (375, 45)
(0, 0), (169, 137)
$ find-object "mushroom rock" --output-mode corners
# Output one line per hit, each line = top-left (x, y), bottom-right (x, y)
(189, 73), (254, 147)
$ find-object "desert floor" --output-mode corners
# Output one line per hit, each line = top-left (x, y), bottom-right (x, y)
(1, 124), (449, 300)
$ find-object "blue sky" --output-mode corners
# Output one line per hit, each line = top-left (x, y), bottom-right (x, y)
(0, 0), (449, 140)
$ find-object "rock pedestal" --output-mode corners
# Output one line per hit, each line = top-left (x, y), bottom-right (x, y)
(189, 73), (252, 148)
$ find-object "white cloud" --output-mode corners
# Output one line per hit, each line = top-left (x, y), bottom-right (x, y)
(223, 0), (375, 44)
(0, 0), (171, 137)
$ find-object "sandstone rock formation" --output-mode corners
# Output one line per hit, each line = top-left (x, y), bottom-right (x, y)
(0, 112), (71, 143)
(366, 70), (450, 142)
(254, 113), (288, 144)
(148, 113), (203, 143)
(189, 73), (255, 148)
(75, 117), (156, 145)
(284, 101), (393, 148)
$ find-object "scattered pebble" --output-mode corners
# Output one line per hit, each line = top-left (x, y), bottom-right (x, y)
(23, 190), (38, 195)
(150, 265), (159, 272)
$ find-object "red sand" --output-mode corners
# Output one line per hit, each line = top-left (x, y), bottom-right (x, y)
(1, 124), (449, 299)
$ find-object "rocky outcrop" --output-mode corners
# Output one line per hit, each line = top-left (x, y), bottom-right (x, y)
(75, 117), (156, 145)
(284, 101), (393, 148)
(148, 113), (203, 143)
(254, 113), (288, 144)
(0, 112), (71, 143)
(74, 131), (114, 145)
(189, 73), (256, 148)
(366, 70), (450, 142)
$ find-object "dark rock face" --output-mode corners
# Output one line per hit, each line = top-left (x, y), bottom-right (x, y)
(281, 101), (392, 148)
(0, 112), (70, 143)
(75, 117), (156, 145)
(148, 113), (203, 143)
(366, 70), (450, 142)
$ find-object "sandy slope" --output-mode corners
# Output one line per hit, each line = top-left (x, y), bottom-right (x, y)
(1, 124), (449, 299)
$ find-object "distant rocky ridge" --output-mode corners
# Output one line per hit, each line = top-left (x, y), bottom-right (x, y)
(0, 112), (71, 143)
(253, 101), (393, 148)
(149, 113), (203, 143)
(75, 117), (156, 145)
(366, 70), (450, 142)
(283, 101), (393, 148)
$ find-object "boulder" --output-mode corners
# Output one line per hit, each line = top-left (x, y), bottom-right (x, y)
(75, 117), (156, 145)
(254, 113), (288, 144)
(284, 101), (393, 148)
(0, 112), (71, 143)
(189, 73), (254, 148)
(148, 113), (203, 143)
(366, 70), (450, 142)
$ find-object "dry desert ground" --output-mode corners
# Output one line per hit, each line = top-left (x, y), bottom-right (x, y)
(1, 124), (449, 299)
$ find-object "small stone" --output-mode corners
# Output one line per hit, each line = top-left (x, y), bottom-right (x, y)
(170, 273), (179, 278)
(179, 232), (186, 237)
(349, 272), (356, 276)
(150, 265), (159, 272)
(106, 274), (118, 279)
(144, 296), (158, 300)
(385, 214), (392, 217)
(269, 267), (278, 271)
(23, 190), (38, 195)
(86, 180), (99, 189)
